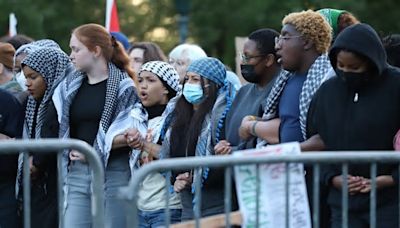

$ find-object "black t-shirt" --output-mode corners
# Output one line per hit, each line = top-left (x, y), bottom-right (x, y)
(70, 78), (107, 145)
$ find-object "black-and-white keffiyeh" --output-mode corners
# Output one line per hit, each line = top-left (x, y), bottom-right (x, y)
(16, 47), (72, 196)
(258, 54), (333, 146)
(14, 39), (61, 68)
(52, 62), (147, 178)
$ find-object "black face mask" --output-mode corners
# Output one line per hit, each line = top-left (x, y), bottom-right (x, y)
(336, 69), (375, 90)
(240, 64), (261, 83)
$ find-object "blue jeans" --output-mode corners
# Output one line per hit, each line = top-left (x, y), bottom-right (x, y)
(138, 209), (182, 228)
(65, 154), (130, 228)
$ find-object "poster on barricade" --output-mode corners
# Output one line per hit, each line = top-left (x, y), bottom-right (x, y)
(234, 142), (311, 228)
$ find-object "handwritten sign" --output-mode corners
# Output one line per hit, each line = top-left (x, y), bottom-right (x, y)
(234, 142), (311, 228)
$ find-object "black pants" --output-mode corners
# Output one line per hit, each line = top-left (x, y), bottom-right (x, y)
(30, 183), (58, 228)
(0, 180), (19, 228)
(20, 177), (58, 228)
(331, 203), (399, 228)
(305, 167), (331, 228)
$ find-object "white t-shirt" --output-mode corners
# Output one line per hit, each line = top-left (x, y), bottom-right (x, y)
(137, 116), (182, 211)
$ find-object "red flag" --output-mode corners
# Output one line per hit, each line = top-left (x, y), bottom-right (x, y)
(105, 0), (120, 32)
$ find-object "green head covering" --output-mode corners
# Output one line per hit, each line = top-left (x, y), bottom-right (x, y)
(318, 8), (346, 38)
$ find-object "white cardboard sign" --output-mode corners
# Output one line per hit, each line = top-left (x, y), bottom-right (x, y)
(234, 142), (311, 228)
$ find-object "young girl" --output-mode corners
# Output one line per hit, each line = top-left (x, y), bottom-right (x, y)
(126, 61), (182, 227)
(52, 23), (146, 228)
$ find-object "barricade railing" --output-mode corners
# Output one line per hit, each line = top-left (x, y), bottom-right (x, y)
(119, 149), (400, 228)
(0, 139), (105, 228)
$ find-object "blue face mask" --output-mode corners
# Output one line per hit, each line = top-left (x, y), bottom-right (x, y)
(183, 83), (204, 104)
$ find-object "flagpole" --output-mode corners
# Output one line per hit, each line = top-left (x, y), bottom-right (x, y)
(9, 13), (18, 37)
(105, 0), (113, 31)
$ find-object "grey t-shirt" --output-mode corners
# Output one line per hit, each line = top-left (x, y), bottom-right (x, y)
(225, 79), (275, 149)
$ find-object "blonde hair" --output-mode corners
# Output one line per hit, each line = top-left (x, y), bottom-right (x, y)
(283, 10), (332, 54)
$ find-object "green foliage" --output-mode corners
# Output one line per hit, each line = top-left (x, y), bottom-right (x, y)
(1, 0), (399, 67)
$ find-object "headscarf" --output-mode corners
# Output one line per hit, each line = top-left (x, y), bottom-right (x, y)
(139, 61), (181, 93)
(160, 57), (237, 202)
(14, 39), (61, 68)
(187, 57), (236, 143)
(16, 47), (71, 196)
(138, 61), (181, 142)
(22, 47), (71, 139)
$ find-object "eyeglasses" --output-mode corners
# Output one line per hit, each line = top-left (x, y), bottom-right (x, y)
(274, 35), (303, 45)
(240, 53), (266, 64)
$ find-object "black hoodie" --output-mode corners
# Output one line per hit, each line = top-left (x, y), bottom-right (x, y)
(307, 23), (400, 211)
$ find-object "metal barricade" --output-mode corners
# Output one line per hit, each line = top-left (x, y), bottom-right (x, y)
(119, 148), (400, 228)
(0, 139), (105, 228)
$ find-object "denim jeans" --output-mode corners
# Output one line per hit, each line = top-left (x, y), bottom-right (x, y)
(65, 154), (130, 228)
(138, 209), (182, 228)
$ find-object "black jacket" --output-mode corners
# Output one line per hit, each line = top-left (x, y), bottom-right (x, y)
(307, 23), (400, 211)
(0, 89), (24, 182)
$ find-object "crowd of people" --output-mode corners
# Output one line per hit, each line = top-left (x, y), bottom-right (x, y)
(0, 7), (400, 228)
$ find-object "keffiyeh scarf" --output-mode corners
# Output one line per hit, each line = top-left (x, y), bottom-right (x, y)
(258, 54), (332, 147)
(16, 47), (71, 196)
(52, 63), (147, 178)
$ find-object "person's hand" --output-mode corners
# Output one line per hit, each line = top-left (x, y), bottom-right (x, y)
(332, 175), (365, 195)
(359, 178), (372, 193)
(174, 172), (192, 193)
(69, 150), (86, 162)
(0, 133), (13, 140)
(140, 151), (154, 165)
(145, 129), (154, 142)
(239, 116), (256, 140)
(124, 128), (143, 150)
(29, 156), (40, 181)
(359, 175), (395, 193)
(214, 140), (232, 155)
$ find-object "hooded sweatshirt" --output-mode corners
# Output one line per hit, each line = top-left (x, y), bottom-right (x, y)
(307, 23), (400, 211)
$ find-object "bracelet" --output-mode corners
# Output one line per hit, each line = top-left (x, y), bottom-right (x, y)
(251, 121), (258, 137)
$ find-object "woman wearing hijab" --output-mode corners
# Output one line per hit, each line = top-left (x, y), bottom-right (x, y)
(53, 23), (146, 228)
(17, 46), (72, 228)
(160, 57), (236, 220)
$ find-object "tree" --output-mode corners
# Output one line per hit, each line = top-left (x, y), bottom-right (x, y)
(1, 0), (399, 68)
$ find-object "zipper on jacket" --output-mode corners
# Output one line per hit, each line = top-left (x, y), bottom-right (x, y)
(354, 92), (359, 102)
